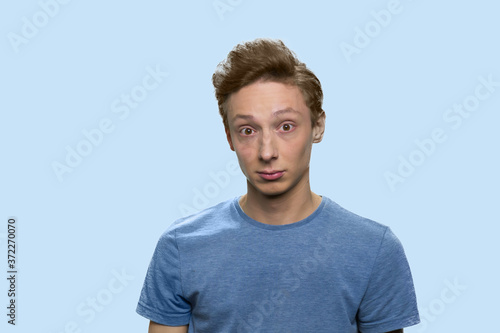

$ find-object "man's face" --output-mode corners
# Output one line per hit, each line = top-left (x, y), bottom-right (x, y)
(225, 80), (325, 197)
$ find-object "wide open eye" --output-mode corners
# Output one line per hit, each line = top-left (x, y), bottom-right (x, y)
(280, 123), (295, 132)
(239, 127), (255, 136)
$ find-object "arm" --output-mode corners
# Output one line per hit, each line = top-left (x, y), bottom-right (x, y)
(357, 228), (419, 333)
(149, 321), (188, 333)
(137, 230), (192, 332)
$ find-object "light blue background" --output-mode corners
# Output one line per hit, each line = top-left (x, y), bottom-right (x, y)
(1, 0), (499, 332)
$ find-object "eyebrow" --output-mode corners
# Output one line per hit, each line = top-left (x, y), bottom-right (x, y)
(231, 108), (301, 122)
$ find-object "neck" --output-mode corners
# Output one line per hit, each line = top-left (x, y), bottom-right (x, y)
(239, 176), (322, 225)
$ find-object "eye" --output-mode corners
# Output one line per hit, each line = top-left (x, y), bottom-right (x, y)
(280, 123), (295, 132)
(239, 127), (255, 136)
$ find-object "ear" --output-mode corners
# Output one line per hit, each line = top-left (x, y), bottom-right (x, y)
(312, 111), (326, 143)
(225, 127), (235, 151)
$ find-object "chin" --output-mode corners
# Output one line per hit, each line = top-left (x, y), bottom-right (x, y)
(251, 182), (290, 197)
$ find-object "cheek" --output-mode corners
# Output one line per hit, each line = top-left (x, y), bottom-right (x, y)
(234, 144), (255, 168)
(234, 142), (254, 156)
(286, 133), (313, 160)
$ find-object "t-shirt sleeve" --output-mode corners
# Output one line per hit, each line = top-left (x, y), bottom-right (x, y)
(357, 227), (420, 333)
(136, 228), (191, 326)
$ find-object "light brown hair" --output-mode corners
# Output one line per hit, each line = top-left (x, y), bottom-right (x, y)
(212, 38), (324, 130)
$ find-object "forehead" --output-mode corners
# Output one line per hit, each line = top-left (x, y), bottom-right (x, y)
(227, 81), (309, 122)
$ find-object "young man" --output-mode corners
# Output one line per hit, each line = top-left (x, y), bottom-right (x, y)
(136, 38), (420, 332)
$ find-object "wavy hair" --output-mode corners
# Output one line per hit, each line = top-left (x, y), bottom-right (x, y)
(212, 38), (324, 130)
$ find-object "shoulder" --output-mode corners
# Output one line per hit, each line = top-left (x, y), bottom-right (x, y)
(319, 196), (407, 262)
(322, 196), (390, 240)
(160, 196), (238, 242)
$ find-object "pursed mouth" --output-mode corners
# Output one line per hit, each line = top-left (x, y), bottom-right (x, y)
(257, 170), (284, 175)
(257, 171), (285, 180)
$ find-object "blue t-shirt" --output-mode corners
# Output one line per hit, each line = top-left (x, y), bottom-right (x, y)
(136, 196), (420, 332)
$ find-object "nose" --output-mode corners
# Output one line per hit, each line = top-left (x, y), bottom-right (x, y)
(259, 129), (278, 161)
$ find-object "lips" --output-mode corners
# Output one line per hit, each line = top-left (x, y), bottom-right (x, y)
(257, 170), (285, 180)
